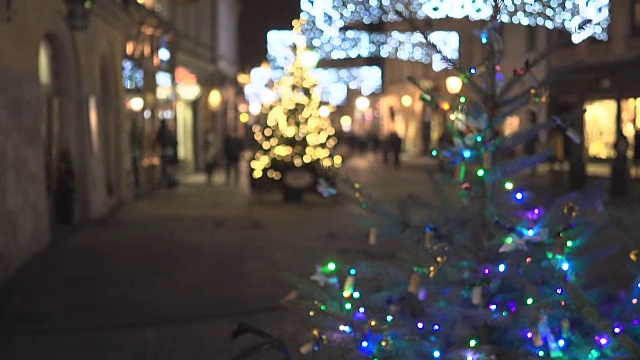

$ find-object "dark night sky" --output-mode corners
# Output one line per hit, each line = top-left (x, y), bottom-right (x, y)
(238, 0), (302, 71)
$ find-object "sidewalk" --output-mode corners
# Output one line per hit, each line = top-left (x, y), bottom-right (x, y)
(0, 154), (638, 359)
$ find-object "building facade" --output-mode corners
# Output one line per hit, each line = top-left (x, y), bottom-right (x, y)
(550, 0), (640, 161)
(297, 1), (612, 158)
(0, 0), (240, 281)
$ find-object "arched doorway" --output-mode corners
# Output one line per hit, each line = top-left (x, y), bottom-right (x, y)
(39, 36), (74, 229)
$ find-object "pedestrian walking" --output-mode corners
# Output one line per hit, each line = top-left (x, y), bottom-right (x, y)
(386, 131), (402, 168)
(204, 131), (219, 185)
(224, 134), (244, 186)
(610, 131), (630, 197)
(55, 148), (75, 225)
(155, 121), (178, 188)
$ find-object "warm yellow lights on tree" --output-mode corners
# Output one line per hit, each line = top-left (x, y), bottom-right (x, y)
(207, 89), (222, 111)
(250, 28), (339, 181)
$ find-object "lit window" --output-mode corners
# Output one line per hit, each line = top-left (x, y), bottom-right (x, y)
(584, 99), (618, 159)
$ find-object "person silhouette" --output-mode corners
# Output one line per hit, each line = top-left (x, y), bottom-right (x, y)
(155, 121), (177, 187)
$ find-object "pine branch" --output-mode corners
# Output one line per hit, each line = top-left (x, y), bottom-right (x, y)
(486, 150), (554, 183)
(493, 122), (554, 156)
(395, 8), (486, 99)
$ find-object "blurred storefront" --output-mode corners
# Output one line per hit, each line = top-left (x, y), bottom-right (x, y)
(123, 5), (176, 193)
(550, 57), (640, 161)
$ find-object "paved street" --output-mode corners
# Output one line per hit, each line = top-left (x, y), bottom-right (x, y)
(0, 154), (638, 359)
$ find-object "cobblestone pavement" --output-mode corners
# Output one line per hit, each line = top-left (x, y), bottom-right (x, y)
(0, 154), (638, 359)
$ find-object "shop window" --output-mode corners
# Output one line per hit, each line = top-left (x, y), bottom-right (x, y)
(621, 98), (639, 157)
(502, 115), (520, 136)
(584, 99), (618, 159)
(632, 0), (640, 35)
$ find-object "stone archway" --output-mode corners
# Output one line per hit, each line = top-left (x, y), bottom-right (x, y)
(38, 35), (73, 228)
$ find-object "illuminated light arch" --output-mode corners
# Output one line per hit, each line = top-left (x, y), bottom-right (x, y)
(299, 0), (610, 63)
(246, 30), (384, 107)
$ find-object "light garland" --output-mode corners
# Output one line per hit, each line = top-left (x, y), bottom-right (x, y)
(245, 30), (384, 108)
(299, 0), (610, 64)
(250, 23), (341, 181)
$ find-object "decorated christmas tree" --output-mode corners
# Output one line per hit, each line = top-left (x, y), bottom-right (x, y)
(249, 19), (341, 200)
(285, 4), (640, 360)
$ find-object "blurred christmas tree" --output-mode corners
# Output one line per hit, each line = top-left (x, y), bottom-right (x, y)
(249, 19), (341, 201)
(286, 3), (640, 359)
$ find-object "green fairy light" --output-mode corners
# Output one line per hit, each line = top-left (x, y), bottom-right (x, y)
(589, 349), (601, 358)
(526, 297), (534, 305)
(459, 96), (467, 103)
(320, 305), (326, 311)
(566, 240), (573, 247)
(504, 181), (514, 190)
(469, 339), (477, 347)
(431, 149), (439, 156)
(345, 302), (352, 310)
(327, 262), (337, 271)
(476, 168), (485, 177)
(504, 236), (514, 244)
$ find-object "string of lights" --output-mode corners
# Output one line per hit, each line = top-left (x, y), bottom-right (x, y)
(299, 0), (610, 64)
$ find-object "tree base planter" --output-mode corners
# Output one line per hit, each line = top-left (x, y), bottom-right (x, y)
(281, 167), (316, 203)
(282, 185), (304, 202)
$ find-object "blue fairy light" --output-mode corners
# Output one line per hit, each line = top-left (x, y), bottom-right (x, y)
(433, 350), (441, 358)
(498, 263), (506, 272)
(353, 291), (361, 299)
(417, 322), (424, 329)
(480, 31), (489, 44)
(561, 262), (570, 271)
(470, 67), (477, 74)
(514, 191), (524, 202)
(558, 339), (566, 347)
(432, 324), (440, 331)
(462, 149), (471, 158)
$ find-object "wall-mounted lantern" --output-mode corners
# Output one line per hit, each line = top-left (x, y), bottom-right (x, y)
(65, 0), (94, 31)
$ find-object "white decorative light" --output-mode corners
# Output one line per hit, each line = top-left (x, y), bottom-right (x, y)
(299, 49), (321, 68)
(260, 89), (277, 105)
(175, 82), (202, 101)
(249, 102), (262, 116)
(355, 96), (370, 111)
(128, 96), (144, 112)
(158, 47), (171, 62)
(445, 76), (463, 95)
(319, 105), (331, 117)
(401, 95), (413, 108)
